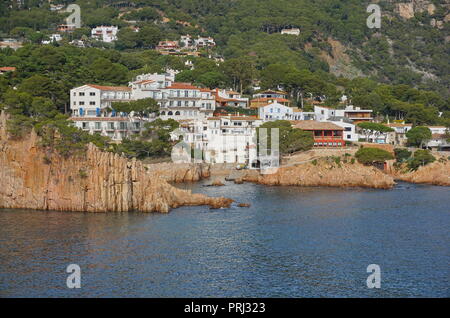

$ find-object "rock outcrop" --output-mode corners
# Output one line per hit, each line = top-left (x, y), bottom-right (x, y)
(144, 162), (211, 183)
(239, 160), (395, 189)
(393, 160), (450, 186)
(0, 113), (232, 213)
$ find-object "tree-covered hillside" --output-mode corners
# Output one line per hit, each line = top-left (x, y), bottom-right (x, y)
(0, 0), (449, 127)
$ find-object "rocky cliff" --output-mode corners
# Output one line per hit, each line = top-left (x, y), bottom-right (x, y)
(0, 113), (232, 213)
(393, 160), (450, 186)
(238, 160), (395, 189)
(144, 162), (211, 183)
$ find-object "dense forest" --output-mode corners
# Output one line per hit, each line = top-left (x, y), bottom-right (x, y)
(0, 0), (449, 130)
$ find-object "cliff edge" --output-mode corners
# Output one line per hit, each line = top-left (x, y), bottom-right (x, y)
(0, 112), (232, 213)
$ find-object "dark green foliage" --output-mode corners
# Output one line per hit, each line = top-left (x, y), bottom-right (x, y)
(257, 120), (314, 154)
(355, 147), (394, 165)
(408, 150), (436, 171)
(406, 126), (432, 147)
(394, 148), (412, 163)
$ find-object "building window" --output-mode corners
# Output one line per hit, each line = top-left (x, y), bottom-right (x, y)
(175, 111), (180, 115)
(345, 127), (351, 131)
(79, 101), (85, 105)
(79, 92), (85, 96)
(177, 101), (182, 107)
(95, 122), (101, 130)
(82, 122), (89, 129)
(347, 135), (351, 139)
(90, 92), (96, 96)
(90, 101), (95, 105)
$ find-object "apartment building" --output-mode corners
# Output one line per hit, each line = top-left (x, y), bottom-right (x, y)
(130, 71), (177, 100)
(214, 89), (249, 108)
(69, 84), (139, 140)
(172, 116), (261, 164)
(159, 83), (216, 120)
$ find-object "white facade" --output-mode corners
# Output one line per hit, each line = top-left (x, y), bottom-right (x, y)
(130, 71), (176, 100)
(42, 34), (62, 44)
(259, 103), (315, 122)
(172, 116), (262, 164)
(159, 83), (216, 120)
(314, 105), (373, 122)
(91, 26), (118, 43)
(281, 28), (300, 36)
(215, 89), (249, 108)
(328, 119), (358, 142)
(69, 84), (138, 140)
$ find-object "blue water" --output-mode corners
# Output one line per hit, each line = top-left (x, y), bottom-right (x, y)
(0, 182), (449, 297)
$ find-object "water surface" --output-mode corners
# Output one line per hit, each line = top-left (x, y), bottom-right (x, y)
(0, 182), (449, 297)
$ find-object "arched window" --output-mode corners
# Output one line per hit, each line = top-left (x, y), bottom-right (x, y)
(160, 111), (166, 115)
(168, 111), (173, 115)
(175, 111), (180, 115)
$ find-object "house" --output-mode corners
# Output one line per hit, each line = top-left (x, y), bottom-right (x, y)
(385, 123), (413, 146)
(281, 28), (300, 36)
(253, 90), (289, 99)
(314, 105), (373, 123)
(0, 38), (23, 50)
(159, 83), (216, 120)
(130, 71), (176, 100)
(327, 117), (358, 142)
(0, 67), (16, 75)
(427, 134), (450, 151)
(42, 34), (62, 44)
(171, 115), (261, 164)
(180, 35), (194, 48)
(69, 84), (138, 140)
(156, 41), (179, 52)
(195, 36), (215, 48)
(250, 97), (290, 109)
(258, 102), (297, 121)
(214, 89), (249, 108)
(91, 26), (118, 43)
(57, 24), (76, 32)
(292, 121), (345, 148)
(335, 105), (373, 123)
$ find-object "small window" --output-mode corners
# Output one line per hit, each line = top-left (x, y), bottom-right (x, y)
(79, 92), (85, 96)
(90, 92), (96, 96)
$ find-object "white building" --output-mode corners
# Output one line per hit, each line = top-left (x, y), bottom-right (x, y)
(91, 26), (118, 43)
(69, 84), (141, 140)
(195, 36), (215, 48)
(281, 28), (300, 36)
(327, 117), (358, 142)
(214, 89), (249, 108)
(42, 34), (62, 44)
(258, 102), (294, 121)
(159, 83), (216, 120)
(172, 116), (262, 164)
(385, 123), (413, 146)
(314, 105), (373, 122)
(130, 71), (177, 100)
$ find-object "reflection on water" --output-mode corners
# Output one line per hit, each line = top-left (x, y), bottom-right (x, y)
(0, 182), (449, 297)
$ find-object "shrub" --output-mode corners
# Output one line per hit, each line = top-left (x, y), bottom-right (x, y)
(311, 159), (317, 166)
(350, 158), (355, 164)
(355, 148), (394, 165)
(394, 148), (412, 162)
(408, 150), (435, 171)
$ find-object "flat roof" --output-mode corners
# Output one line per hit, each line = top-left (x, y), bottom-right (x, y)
(292, 120), (344, 130)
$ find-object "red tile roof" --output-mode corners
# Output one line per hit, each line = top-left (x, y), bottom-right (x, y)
(87, 84), (131, 91)
(0, 67), (16, 72)
(165, 82), (200, 90)
(292, 120), (344, 130)
(251, 97), (289, 103)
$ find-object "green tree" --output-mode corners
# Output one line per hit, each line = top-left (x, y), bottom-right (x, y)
(408, 150), (435, 171)
(406, 126), (432, 148)
(355, 148), (394, 165)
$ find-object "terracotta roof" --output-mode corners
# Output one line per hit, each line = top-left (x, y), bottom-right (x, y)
(292, 120), (344, 130)
(251, 97), (289, 103)
(200, 88), (213, 92)
(87, 84), (131, 91)
(134, 79), (154, 85)
(386, 123), (412, 127)
(208, 116), (258, 121)
(0, 67), (16, 72)
(165, 82), (200, 90)
(70, 117), (129, 122)
(432, 133), (446, 139)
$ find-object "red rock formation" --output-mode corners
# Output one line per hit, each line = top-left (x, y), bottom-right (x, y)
(0, 113), (232, 213)
(240, 160), (395, 189)
(393, 160), (450, 186)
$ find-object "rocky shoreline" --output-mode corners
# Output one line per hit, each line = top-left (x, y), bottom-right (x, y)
(0, 113), (233, 213)
(1, 112), (448, 213)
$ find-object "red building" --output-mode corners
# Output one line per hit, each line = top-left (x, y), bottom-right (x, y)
(292, 121), (345, 147)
